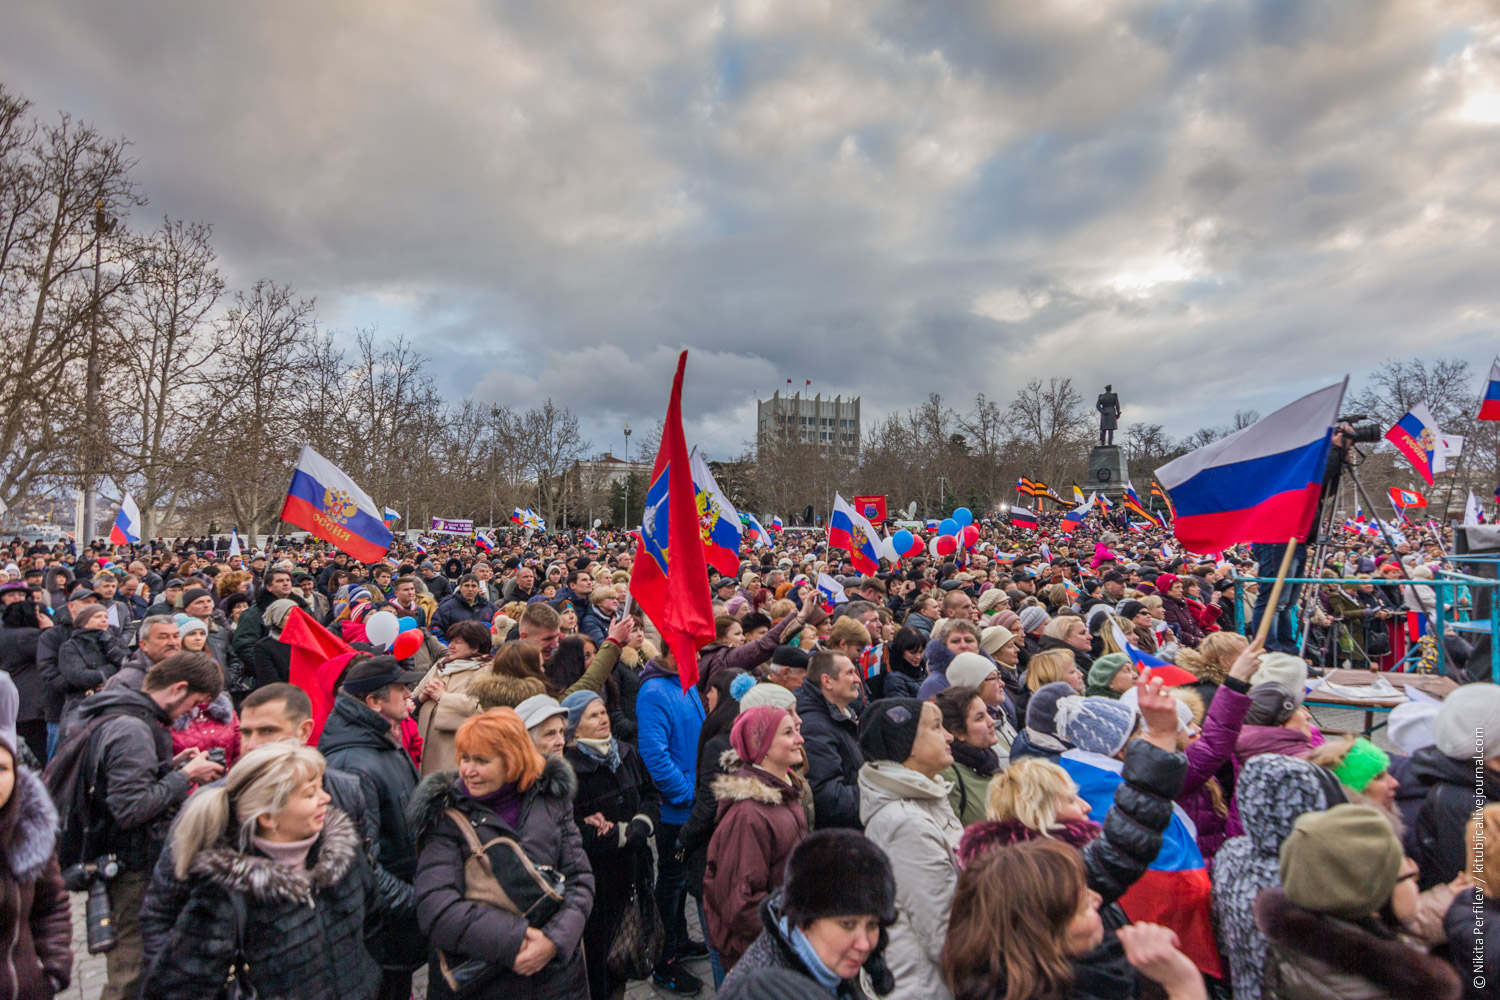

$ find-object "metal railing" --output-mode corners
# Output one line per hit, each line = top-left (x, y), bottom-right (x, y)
(1230, 574), (1499, 683)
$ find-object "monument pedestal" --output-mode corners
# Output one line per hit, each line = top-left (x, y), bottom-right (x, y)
(1087, 446), (1130, 501)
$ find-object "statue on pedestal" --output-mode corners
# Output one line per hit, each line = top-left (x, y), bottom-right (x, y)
(1096, 385), (1121, 447)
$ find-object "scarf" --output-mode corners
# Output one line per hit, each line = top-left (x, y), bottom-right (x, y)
(575, 735), (622, 772)
(950, 740), (1000, 777)
(466, 781), (524, 830)
(253, 831), (320, 870)
(779, 917), (842, 994)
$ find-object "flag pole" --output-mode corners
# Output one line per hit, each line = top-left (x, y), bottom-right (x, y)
(1253, 536), (1299, 648)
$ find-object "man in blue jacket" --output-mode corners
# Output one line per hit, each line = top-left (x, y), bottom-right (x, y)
(635, 647), (708, 995)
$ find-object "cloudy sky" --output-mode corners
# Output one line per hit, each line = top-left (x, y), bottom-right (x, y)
(6, 0), (1500, 459)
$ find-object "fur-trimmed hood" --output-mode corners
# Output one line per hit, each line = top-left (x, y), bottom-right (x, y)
(1255, 888), (1461, 1000)
(711, 766), (805, 807)
(956, 816), (1101, 868)
(187, 807), (359, 905)
(7, 768), (57, 882)
(406, 755), (578, 843)
(468, 671), (547, 711)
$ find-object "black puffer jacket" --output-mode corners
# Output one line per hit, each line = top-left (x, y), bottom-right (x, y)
(0, 613), (45, 724)
(1037, 634), (1094, 676)
(565, 739), (660, 858)
(794, 684), (864, 830)
(55, 629), (124, 716)
(317, 695), (419, 882)
(140, 808), (382, 1000)
(720, 894), (878, 1000)
(408, 759), (595, 1000)
(0, 768), (72, 1000)
(1409, 745), (1500, 889)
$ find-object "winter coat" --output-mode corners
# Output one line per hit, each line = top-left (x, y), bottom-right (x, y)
(408, 760), (595, 1000)
(720, 894), (877, 1000)
(635, 661), (706, 825)
(704, 766), (812, 969)
(1178, 681), (1249, 860)
(794, 683), (865, 830)
(411, 657), (485, 776)
(0, 624), (46, 724)
(229, 587), (308, 666)
(140, 808), (382, 1000)
(679, 735), (735, 896)
(940, 743), (999, 828)
(1037, 634), (1094, 677)
(34, 613), (72, 725)
(904, 611), (936, 639)
(168, 691), (241, 766)
(916, 639), (955, 702)
(1409, 745), (1500, 890)
(251, 633), (293, 689)
(101, 648), (152, 694)
(430, 592), (495, 634)
(1007, 726), (1066, 763)
(576, 605), (610, 644)
(1255, 888), (1461, 1000)
(318, 696), (420, 884)
(0, 768), (72, 1000)
(857, 761), (964, 1000)
(1233, 724), (1313, 772)
(1212, 754), (1332, 1000)
(960, 738), (1187, 908)
(564, 738), (661, 859)
(697, 614), (796, 691)
(1160, 593), (1205, 647)
(55, 628), (124, 715)
(73, 686), (194, 873)
(1445, 888), (1496, 1000)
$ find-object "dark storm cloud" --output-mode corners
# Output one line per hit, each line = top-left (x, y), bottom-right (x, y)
(4, 0), (1499, 458)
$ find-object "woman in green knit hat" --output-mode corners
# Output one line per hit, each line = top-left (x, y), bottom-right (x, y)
(1309, 736), (1399, 811)
(1085, 652), (1137, 699)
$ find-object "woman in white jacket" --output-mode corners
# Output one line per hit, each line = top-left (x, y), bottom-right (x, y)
(856, 697), (964, 1000)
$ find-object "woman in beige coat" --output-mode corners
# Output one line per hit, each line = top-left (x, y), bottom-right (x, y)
(411, 619), (491, 775)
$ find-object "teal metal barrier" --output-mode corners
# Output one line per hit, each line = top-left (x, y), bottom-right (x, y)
(1230, 575), (1499, 683)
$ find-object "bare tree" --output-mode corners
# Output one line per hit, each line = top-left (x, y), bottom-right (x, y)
(1005, 377), (1092, 488)
(957, 393), (1006, 508)
(519, 400), (590, 526)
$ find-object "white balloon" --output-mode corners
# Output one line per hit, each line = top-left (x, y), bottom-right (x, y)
(929, 535), (942, 558)
(365, 610), (401, 649)
(593, 519), (602, 528)
(881, 536), (899, 562)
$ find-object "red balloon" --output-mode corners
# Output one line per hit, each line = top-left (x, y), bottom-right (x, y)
(392, 628), (424, 660)
(961, 524), (980, 549)
(902, 534), (926, 558)
(935, 535), (958, 556)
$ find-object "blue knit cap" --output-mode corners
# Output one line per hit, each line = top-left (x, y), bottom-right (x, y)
(560, 689), (602, 737)
(1056, 696), (1139, 757)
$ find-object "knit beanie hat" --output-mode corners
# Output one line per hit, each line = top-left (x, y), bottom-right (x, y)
(947, 652), (998, 690)
(1279, 804), (1403, 919)
(731, 705), (790, 765)
(1117, 600), (1146, 621)
(560, 690), (602, 737)
(1019, 607), (1050, 635)
(173, 613), (208, 636)
(1386, 700), (1439, 756)
(980, 625), (1016, 656)
(739, 683), (797, 712)
(181, 587), (212, 609)
(1087, 653), (1131, 696)
(1026, 682), (1077, 738)
(1056, 697), (1138, 758)
(1120, 687), (1191, 732)
(265, 599), (298, 629)
(0, 672), (18, 762)
(781, 829), (898, 927)
(1155, 573), (1179, 593)
(1245, 682), (1300, 726)
(73, 603), (108, 628)
(977, 588), (1010, 615)
(1330, 738), (1390, 793)
(1434, 683), (1500, 760)
(993, 609), (1021, 632)
(858, 698), (925, 763)
(1251, 653), (1308, 696)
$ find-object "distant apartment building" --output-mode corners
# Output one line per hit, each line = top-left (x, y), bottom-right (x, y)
(757, 391), (860, 460)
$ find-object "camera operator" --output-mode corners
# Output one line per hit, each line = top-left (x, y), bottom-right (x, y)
(1249, 419), (1381, 653)
(64, 652), (225, 1000)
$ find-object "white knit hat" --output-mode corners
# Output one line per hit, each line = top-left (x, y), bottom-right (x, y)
(1433, 683), (1500, 760)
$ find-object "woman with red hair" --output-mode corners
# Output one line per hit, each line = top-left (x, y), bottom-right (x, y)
(408, 708), (595, 1000)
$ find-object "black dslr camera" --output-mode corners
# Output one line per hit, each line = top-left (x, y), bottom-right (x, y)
(62, 854), (120, 954)
(1337, 415), (1383, 445)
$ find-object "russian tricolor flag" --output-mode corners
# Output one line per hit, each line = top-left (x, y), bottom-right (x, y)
(1480, 359), (1500, 422)
(1059, 493), (1094, 534)
(829, 493), (882, 574)
(816, 572), (848, 611)
(474, 531), (495, 553)
(1009, 507), (1037, 530)
(769, 515), (783, 534)
(689, 449), (744, 575)
(109, 494), (142, 545)
(1154, 381), (1345, 554)
(1384, 402), (1443, 485)
(279, 446), (393, 563)
(1059, 749), (1221, 978)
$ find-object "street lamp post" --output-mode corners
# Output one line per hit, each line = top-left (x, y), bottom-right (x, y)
(622, 425), (632, 527)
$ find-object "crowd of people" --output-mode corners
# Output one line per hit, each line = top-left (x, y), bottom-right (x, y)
(0, 507), (1490, 1000)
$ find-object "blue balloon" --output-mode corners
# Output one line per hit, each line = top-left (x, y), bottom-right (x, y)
(893, 529), (914, 554)
(939, 518), (960, 537)
(397, 616), (419, 634)
(953, 507), (973, 527)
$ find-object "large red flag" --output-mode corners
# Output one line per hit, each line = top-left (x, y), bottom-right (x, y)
(633, 351), (716, 690)
(278, 606), (353, 739)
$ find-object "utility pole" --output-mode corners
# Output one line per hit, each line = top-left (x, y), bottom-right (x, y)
(623, 424), (632, 528)
(81, 199), (115, 547)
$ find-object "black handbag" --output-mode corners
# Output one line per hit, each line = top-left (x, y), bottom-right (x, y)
(219, 891), (258, 1000)
(437, 807), (567, 995)
(607, 847), (664, 981)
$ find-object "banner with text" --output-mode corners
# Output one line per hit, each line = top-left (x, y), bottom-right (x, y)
(430, 517), (475, 535)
